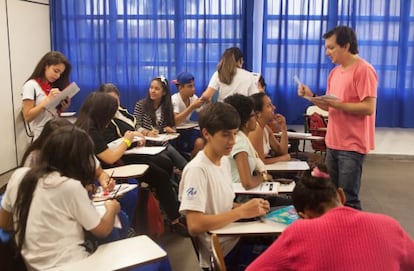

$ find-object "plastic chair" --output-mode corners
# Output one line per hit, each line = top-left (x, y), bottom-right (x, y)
(303, 105), (328, 153)
(210, 233), (227, 271)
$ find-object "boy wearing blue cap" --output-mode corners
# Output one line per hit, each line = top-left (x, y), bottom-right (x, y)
(171, 72), (204, 125)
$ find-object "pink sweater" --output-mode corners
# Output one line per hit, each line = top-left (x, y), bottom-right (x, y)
(247, 207), (414, 271)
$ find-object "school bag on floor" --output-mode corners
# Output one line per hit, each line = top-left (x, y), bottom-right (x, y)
(134, 187), (164, 239)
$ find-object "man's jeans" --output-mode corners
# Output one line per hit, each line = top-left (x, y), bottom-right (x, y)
(325, 148), (365, 210)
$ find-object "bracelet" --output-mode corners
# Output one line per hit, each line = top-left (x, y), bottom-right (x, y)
(123, 138), (132, 148)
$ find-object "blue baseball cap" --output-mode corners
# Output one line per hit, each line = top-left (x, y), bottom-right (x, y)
(171, 72), (195, 85)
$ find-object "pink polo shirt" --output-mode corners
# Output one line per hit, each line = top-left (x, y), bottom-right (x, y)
(325, 58), (377, 154)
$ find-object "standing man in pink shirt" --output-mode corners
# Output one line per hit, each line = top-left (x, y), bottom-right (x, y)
(298, 25), (377, 210)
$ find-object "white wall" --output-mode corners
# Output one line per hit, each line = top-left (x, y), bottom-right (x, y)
(0, 0), (50, 174)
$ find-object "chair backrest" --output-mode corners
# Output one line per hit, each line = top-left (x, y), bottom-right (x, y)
(210, 233), (227, 271)
(307, 112), (327, 152)
(305, 105), (329, 117)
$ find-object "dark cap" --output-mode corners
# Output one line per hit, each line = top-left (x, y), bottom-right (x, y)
(171, 72), (195, 85)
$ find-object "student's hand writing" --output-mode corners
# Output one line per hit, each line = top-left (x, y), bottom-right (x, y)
(103, 178), (116, 192)
(147, 129), (159, 137)
(163, 126), (176, 133)
(237, 198), (270, 219)
(104, 199), (120, 214)
(123, 130), (135, 142)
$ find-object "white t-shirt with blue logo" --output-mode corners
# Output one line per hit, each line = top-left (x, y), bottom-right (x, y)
(178, 150), (239, 268)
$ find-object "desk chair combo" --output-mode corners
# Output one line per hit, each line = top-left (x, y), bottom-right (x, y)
(210, 233), (227, 271)
(304, 105), (328, 157)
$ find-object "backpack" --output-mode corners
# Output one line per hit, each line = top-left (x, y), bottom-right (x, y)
(308, 112), (327, 152)
(134, 187), (165, 239)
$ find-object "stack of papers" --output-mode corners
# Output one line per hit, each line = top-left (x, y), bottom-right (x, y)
(145, 133), (180, 142)
(45, 82), (80, 110)
(92, 184), (138, 202)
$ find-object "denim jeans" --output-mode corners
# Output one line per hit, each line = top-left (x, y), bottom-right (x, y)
(325, 148), (365, 210)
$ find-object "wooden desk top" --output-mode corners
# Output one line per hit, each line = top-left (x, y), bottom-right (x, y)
(49, 235), (167, 271)
(103, 164), (149, 179)
(210, 220), (287, 236)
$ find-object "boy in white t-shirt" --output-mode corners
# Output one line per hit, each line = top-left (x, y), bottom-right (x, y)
(171, 72), (204, 125)
(171, 72), (205, 158)
(178, 102), (270, 270)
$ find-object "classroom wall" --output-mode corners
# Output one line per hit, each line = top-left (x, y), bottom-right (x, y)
(0, 0), (50, 174)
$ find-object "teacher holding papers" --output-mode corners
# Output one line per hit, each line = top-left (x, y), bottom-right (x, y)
(21, 51), (72, 139)
(297, 26), (377, 210)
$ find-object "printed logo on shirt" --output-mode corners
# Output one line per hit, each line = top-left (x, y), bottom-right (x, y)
(186, 187), (197, 199)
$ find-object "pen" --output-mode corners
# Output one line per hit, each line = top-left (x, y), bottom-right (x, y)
(103, 171), (114, 196)
(107, 170), (114, 186)
(111, 184), (122, 199)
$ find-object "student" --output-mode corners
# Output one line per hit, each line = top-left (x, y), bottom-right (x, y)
(200, 47), (258, 102)
(21, 51), (72, 139)
(133, 76), (188, 170)
(249, 92), (290, 164)
(0, 126), (120, 270)
(257, 75), (266, 92)
(224, 94), (292, 207)
(97, 82), (176, 173)
(224, 94), (270, 189)
(247, 164), (414, 271)
(297, 26), (377, 210)
(171, 71), (204, 125)
(171, 72), (205, 158)
(179, 102), (270, 270)
(19, 117), (143, 225)
(75, 92), (187, 235)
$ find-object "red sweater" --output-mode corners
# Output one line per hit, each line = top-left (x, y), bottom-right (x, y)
(247, 206), (414, 271)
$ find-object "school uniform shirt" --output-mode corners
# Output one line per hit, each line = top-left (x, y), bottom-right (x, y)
(1, 168), (101, 271)
(208, 68), (259, 102)
(21, 79), (57, 140)
(171, 93), (200, 122)
(229, 131), (259, 183)
(247, 206), (414, 271)
(178, 151), (239, 268)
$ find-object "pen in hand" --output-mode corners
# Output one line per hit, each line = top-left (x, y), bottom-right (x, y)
(111, 184), (122, 200)
(103, 171), (115, 195)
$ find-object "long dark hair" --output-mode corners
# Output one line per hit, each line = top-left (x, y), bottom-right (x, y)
(20, 118), (72, 166)
(26, 51), (72, 89)
(75, 92), (118, 132)
(14, 126), (96, 251)
(97, 83), (120, 96)
(292, 164), (337, 216)
(224, 94), (254, 130)
(250, 92), (267, 112)
(143, 76), (175, 128)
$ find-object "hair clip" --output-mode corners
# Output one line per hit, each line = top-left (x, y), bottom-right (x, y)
(311, 167), (330, 179)
(158, 75), (167, 86)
